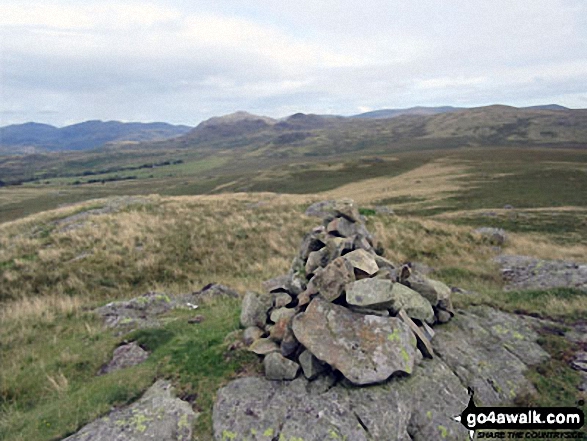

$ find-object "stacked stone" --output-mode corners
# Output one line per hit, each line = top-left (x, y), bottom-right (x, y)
(240, 199), (455, 386)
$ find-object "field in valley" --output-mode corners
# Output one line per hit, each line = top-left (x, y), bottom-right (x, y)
(0, 145), (586, 440)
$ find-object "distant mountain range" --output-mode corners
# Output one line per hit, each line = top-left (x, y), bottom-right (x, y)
(350, 104), (569, 119)
(0, 104), (577, 154)
(0, 120), (192, 154)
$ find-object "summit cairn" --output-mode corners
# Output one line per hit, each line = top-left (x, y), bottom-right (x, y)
(240, 199), (455, 385)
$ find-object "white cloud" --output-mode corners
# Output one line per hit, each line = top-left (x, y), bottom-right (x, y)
(0, 0), (586, 126)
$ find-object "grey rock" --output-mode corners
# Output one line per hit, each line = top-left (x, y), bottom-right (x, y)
(248, 338), (279, 355)
(475, 227), (507, 245)
(398, 310), (434, 359)
(298, 229), (326, 261)
(344, 249), (379, 276)
(298, 350), (327, 380)
(408, 274), (453, 312)
(326, 217), (357, 238)
(374, 255), (397, 271)
(264, 352), (300, 381)
(433, 306), (549, 405)
(305, 248), (329, 276)
(494, 255), (587, 291)
(420, 322), (436, 341)
(215, 306), (550, 441)
(311, 256), (355, 302)
(214, 377), (370, 441)
(273, 292), (292, 308)
(292, 298), (417, 385)
(269, 307), (296, 324)
(346, 278), (395, 309)
(64, 380), (196, 441)
(280, 327), (299, 358)
(240, 291), (272, 328)
(243, 326), (264, 346)
(190, 283), (240, 303)
(98, 342), (149, 375)
(214, 362), (468, 441)
(95, 292), (176, 331)
(262, 274), (290, 294)
(571, 351), (587, 372)
(392, 283), (435, 323)
(305, 199), (361, 222)
(346, 279), (434, 323)
(436, 309), (452, 324)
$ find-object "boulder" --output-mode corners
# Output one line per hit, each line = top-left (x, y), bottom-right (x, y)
(292, 298), (417, 385)
(344, 249), (379, 276)
(327, 217), (357, 238)
(269, 307), (296, 324)
(240, 291), (272, 328)
(262, 275), (290, 294)
(346, 278), (395, 310)
(280, 327), (299, 358)
(298, 350), (327, 380)
(268, 308), (296, 342)
(304, 199), (361, 222)
(305, 248), (329, 276)
(243, 326), (264, 346)
(311, 256), (355, 302)
(273, 292), (292, 308)
(64, 380), (196, 441)
(264, 352), (300, 381)
(248, 338), (279, 355)
(98, 342), (149, 375)
(298, 229), (326, 261)
(346, 279), (435, 323)
(405, 274), (453, 314)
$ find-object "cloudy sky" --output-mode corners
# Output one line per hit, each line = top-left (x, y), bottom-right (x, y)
(1, 0), (586, 127)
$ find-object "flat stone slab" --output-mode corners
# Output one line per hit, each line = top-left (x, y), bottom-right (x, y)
(292, 297), (417, 385)
(213, 361), (469, 441)
(495, 255), (587, 291)
(64, 380), (196, 441)
(433, 306), (549, 406)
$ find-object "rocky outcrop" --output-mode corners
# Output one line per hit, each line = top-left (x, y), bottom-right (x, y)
(94, 284), (239, 333)
(495, 255), (587, 291)
(64, 380), (196, 441)
(98, 342), (149, 375)
(214, 306), (550, 441)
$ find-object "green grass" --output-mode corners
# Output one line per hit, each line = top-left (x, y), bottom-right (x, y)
(127, 298), (259, 436)
(518, 330), (584, 408)
(0, 298), (258, 441)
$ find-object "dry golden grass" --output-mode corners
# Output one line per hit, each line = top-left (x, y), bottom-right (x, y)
(321, 159), (470, 205)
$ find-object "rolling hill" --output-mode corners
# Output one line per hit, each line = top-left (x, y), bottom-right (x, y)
(0, 120), (193, 154)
